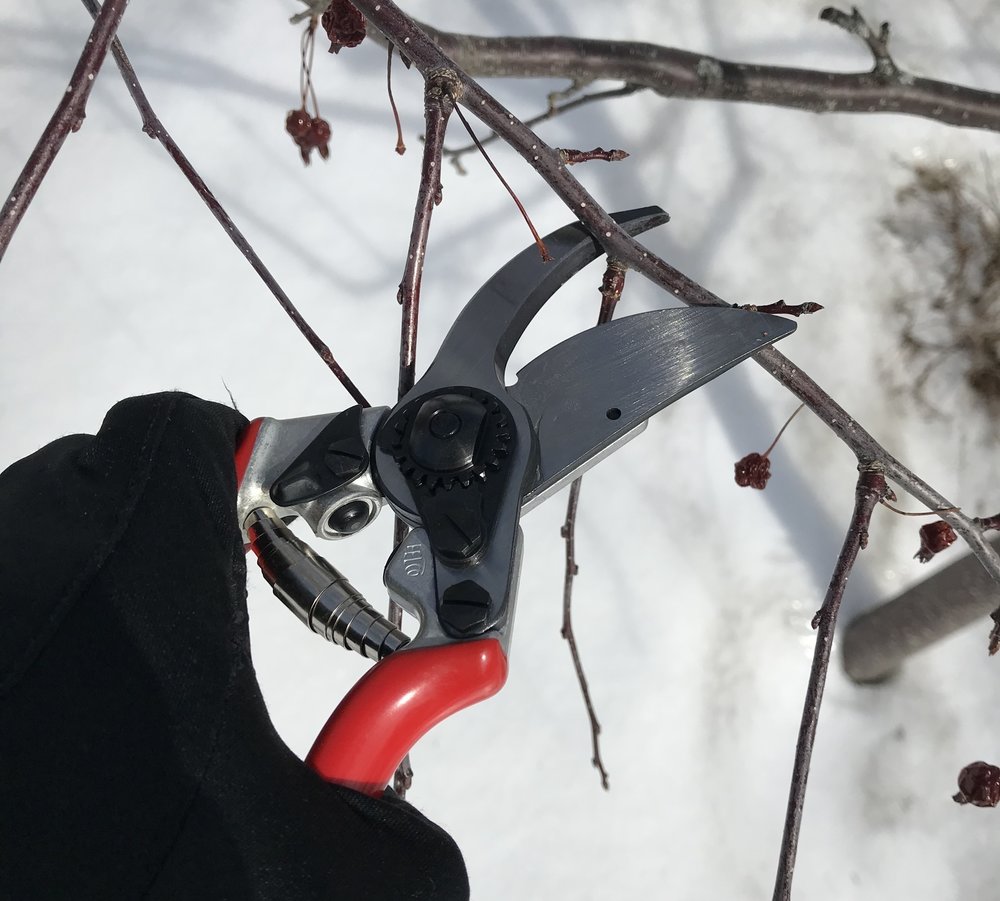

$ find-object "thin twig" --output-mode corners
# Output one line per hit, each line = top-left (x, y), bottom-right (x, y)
(351, 0), (1000, 595)
(76, 0), (367, 405)
(561, 260), (627, 790)
(772, 465), (890, 901)
(560, 479), (609, 789)
(559, 147), (630, 165)
(390, 72), (456, 585)
(819, 6), (899, 81)
(388, 69), (459, 798)
(443, 84), (643, 173)
(737, 300), (824, 317)
(561, 482), (609, 790)
(396, 69), (457, 394)
(0, 0), (130, 264)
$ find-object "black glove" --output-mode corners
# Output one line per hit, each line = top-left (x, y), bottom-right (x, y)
(0, 393), (469, 900)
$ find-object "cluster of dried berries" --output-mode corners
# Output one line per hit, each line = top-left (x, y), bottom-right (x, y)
(914, 520), (957, 562)
(285, 108), (332, 165)
(953, 760), (1000, 807)
(735, 452), (771, 490)
(322, 0), (366, 52)
(285, 1), (366, 165)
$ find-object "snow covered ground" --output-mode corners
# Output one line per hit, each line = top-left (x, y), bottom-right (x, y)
(3, 1), (1000, 897)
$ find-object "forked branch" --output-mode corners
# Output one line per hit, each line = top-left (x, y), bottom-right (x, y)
(401, 8), (1000, 132)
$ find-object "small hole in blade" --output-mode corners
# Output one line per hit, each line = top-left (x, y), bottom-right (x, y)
(606, 407), (622, 421)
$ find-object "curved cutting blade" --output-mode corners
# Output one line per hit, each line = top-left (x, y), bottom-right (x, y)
(509, 306), (796, 510)
(421, 206), (669, 391)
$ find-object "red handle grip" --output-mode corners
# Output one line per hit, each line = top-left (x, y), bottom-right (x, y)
(306, 639), (508, 796)
(235, 417), (264, 489)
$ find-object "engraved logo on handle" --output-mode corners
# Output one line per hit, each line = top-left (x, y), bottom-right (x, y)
(403, 542), (425, 578)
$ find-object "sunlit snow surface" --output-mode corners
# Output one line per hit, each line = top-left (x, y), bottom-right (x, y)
(3, 2), (1000, 898)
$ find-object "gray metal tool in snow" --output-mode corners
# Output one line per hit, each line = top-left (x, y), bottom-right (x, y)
(234, 207), (797, 794)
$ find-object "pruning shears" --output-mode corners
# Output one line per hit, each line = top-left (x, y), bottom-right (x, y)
(234, 207), (796, 796)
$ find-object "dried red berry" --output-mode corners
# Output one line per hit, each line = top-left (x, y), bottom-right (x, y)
(915, 520), (957, 562)
(954, 761), (1000, 807)
(977, 513), (1000, 532)
(322, 0), (366, 53)
(735, 452), (771, 490)
(285, 110), (332, 165)
(285, 108), (312, 141)
(309, 116), (331, 160)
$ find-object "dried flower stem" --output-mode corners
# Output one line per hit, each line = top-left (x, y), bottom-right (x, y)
(879, 501), (959, 516)
(763, 403), (806, 459)
(772, 466), (890, 901)
(76, 0), (367, 405)
(0, 0), (130, 264)
(387, 43), (407, 155)
(452, 104), (551, 262)
(300, 20), (321, 114)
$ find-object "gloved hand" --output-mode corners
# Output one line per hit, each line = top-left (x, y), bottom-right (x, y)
(0, 393), (469, 901)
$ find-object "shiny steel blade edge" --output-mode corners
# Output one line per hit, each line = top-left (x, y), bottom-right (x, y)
(512, 307), (796, 509)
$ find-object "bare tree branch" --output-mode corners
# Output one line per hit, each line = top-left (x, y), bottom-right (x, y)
(401, 9), (1000, 133)
(772, 466), (891, 901)
(0, 0), (130, 264)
